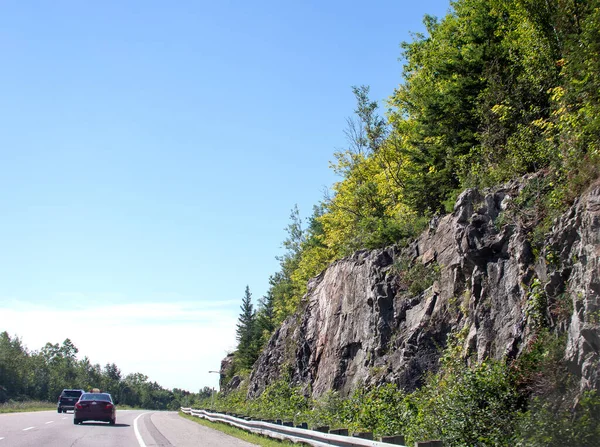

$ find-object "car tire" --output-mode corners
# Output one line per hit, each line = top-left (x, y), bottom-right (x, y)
(57, 408), (62, 413)
(73, 419), (80, 425)
(109, 418), (115, 425)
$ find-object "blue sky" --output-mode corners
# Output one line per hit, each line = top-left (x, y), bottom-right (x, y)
(0, 0), (451, 392)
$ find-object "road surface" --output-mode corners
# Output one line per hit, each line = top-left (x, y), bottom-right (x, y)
(0, 409), (257, 447)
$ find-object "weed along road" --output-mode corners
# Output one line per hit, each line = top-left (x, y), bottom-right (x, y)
(0, 410), (257, 447)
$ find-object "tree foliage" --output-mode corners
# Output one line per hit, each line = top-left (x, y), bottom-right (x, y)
(204, 330), (600, 446)
(231, 2), (600, 444)
(235, 286), (259, 370)
(256, 289), (276, 348)
(256, 0), (600, 335)
(0, 331), (202, 410)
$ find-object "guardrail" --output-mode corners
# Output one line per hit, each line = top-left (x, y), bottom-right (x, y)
(180, 408), (443, 447)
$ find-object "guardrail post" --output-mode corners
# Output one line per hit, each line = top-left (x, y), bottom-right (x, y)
(296, 422), (308, 429)
(415, 441), (443, 447)
(315, 426), (329, 433)
(353, 432), (373, 440)
(380, 435), (405, 445)
(329, 428), (349, 436)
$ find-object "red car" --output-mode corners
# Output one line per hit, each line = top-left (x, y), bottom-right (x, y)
(73, 392), (117, 425)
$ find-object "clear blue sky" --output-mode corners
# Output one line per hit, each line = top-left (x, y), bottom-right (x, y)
(0, 0), (451, 392)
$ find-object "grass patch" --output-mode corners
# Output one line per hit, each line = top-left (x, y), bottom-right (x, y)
(0, 401), (56, 413)
(116, 405), (146, 410)
(178, 411), (297, 447)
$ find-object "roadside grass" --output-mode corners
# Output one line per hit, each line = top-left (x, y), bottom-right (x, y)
(179, 412), (296, 447)
(0, 401), (56, 413)
(116, 404), (143, 410)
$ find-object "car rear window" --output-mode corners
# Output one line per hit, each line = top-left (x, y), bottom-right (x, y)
(80, 393), (112, 402)
(63, 390), (83, 397)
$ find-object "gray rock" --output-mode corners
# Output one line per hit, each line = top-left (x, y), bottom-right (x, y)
(239, 178), (600, 400)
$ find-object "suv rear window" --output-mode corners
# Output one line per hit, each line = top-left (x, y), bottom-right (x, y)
(62, 390), (83, 398)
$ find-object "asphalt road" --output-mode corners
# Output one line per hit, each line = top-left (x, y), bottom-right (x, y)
(0, 409), (258, 447)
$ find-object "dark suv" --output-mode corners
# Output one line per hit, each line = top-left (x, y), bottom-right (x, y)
(57, 389), (85, 413)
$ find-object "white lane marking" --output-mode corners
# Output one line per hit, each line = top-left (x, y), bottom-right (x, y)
(61, 417), (68, 420)
(0, 437), (5, 440)
(46, 421), (54, 424)
(23, 427), (35, 431)
(134, 413), (150, 447)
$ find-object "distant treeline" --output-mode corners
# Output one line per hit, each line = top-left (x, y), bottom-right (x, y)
(231, 0), (600, 376)
(0, 331), (210, 409)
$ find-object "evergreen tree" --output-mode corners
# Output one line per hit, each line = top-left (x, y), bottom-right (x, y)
(235, 286), (258, 369)
(256, 290), (276, 348)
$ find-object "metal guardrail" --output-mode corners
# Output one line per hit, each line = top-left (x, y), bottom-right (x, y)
(180, 407), (410, 447)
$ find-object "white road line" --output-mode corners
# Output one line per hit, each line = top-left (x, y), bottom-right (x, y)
(134, 413), (150, 447)
(23, 427), (34, 431)
(0, 437), (5, 440)
(45, 421), (54, 424)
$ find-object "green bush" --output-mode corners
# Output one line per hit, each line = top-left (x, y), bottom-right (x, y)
(254, 380), (310, 423)
(346, 384), (411, 437)
(394, 258), (441, 296)
(516, 391), (600, 447)
(404, 360), (519, 446)
(206, 330), (597, 447)
(306, 390), (346, 429)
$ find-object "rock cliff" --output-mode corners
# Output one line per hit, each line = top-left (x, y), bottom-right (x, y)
(243, 176), (600, 399)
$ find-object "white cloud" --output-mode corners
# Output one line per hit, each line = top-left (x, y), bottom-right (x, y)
(1, 300), (238, 392)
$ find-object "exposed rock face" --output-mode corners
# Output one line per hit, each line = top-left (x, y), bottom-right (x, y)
(558, 184), (600, 392)
(245, 177), (600, 398)
(220, 353), (244, 393)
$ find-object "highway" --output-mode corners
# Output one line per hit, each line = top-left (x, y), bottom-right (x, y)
(0, 409), (257, 447)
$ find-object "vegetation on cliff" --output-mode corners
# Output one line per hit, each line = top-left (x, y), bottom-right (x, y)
(225, 1), (600, 445)
(206, 328), (600, 446)
(232, 0), (600, 376)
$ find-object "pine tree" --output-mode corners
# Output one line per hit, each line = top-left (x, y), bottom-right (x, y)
(235, 286), (257, 370)
(256, 290), (276, 347)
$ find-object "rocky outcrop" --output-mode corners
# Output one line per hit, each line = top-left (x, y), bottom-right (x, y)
(244, 177), (600, 399)
(219, 353), (238, 392)
(558, 184), (600, 392)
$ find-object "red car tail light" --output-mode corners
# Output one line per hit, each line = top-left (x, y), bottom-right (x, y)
(75, 402), (83, 409)
(105, 403), (113, 410)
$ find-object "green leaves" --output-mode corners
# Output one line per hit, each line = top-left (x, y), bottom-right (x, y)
(0, 332), (188, 410)
(235, 286), (260, 371)
(207, 329), (600, 447)
(310, 0), (599, 274)
(236, 5), (600, 442)
(407, 360), (519, 446)
(516, 391), (600, 447)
